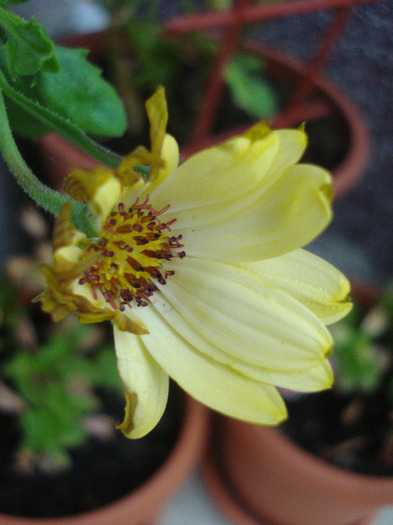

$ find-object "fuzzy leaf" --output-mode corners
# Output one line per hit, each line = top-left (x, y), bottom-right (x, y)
(1, 45), (127, 139)
(0, 8), (59, 80)
(36, 46), (127, 137)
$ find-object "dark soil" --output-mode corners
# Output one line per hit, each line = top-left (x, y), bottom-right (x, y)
(0, 383), (182, 518)
(281, 388), (393, 477)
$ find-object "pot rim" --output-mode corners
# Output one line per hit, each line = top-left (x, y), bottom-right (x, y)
(222, 419), (393, 502)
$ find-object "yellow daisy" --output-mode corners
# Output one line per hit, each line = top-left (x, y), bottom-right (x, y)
(36, 87), (351, 438)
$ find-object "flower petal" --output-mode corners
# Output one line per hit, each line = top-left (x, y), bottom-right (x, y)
(174, 163), (332, 262)
(157, 257), (333, 371)
(146, 86), (168, 160)
(267, 360), (334, 392)
(151, 126), (307, 229)
(150, 122), (280, 214)
(244, 249), (352, 325)
(144, 86), (181, 185)
(135, 304), (287, 425)
(64, 168), (122, 219)
(114, 326), (169, 439)
(147, 292), (332, 393)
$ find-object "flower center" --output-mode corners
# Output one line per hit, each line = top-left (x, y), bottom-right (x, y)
(79, 196), (184, 310)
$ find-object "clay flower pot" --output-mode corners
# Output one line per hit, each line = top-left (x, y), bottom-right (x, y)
(205, 416), (393, 525)
(0, 394), (209, 525)
(205, 282), (392, 525)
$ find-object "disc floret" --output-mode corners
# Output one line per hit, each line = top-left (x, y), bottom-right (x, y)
(79, 196), (184, 311)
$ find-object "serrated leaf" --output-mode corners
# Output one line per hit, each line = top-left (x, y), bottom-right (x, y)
(36, 45), (127, 137)
(224, 55), (278, 119)
(0, 8), (59, 80)
(0, 70), (121, 167)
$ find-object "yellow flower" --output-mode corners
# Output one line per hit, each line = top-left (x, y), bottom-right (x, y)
(36, 87), (351, 438)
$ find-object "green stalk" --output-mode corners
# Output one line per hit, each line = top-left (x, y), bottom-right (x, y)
(0, 89), (96, 237)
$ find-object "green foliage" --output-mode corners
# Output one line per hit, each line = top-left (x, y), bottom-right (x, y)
(332, 308), (383, 393)
(0, 7), (59, 81)
(125, 21), (182, 91)
(330, 291), (393, 395)
(0, 5), (127, 141)
(0, 272), (123, 470)
(3, 321), (122, 467)
(224, 54), (278, 120)
(5, 46), (127, 138)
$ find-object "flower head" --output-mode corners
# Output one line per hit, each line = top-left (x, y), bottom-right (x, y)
(36, 87), (351, 438)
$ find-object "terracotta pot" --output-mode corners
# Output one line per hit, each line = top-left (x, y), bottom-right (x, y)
(204, 282), (391, 525)
(205, 417), (392, 525)
(38, 31), (369, 198)
(0, 394), (209, 525)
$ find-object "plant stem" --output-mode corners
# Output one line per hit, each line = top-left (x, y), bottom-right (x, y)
(0, 89), (96, 237)
(0, 72), (122, 170)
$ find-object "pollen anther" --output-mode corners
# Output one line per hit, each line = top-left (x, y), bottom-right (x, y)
(80, 196), (184, 310)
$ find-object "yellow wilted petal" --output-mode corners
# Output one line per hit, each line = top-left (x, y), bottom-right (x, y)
(52, 202), (86, 253)
(141, 134), (180, 195)
(146, 86), (168, 160)
(114, 327), (169, 438)
(64, 167), (122, 219)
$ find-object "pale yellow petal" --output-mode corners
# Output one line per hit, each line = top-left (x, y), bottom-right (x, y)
(147, 292), (332, 392)
(265, 360), (334, 392)
(156, 257), (332, 371)
(174, 163), (332, 262)
(135, 304), (287, 425)
(150, 127), (307, 229)
(150, 122), (280, 215)
(114, 326), (169, 439)
(244, 249), (352, 325)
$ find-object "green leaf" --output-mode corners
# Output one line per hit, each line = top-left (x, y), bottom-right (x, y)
(331, 313), (384, 394)
(0, 8), (59, 81)
(37, 45), (127, 137)
(0, 70), (121, 169)
(224, 54), (278, 120)
(0, 44), (127, 142)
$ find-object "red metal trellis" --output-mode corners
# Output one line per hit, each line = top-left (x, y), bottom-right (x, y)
(164, 0), (379, 180)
